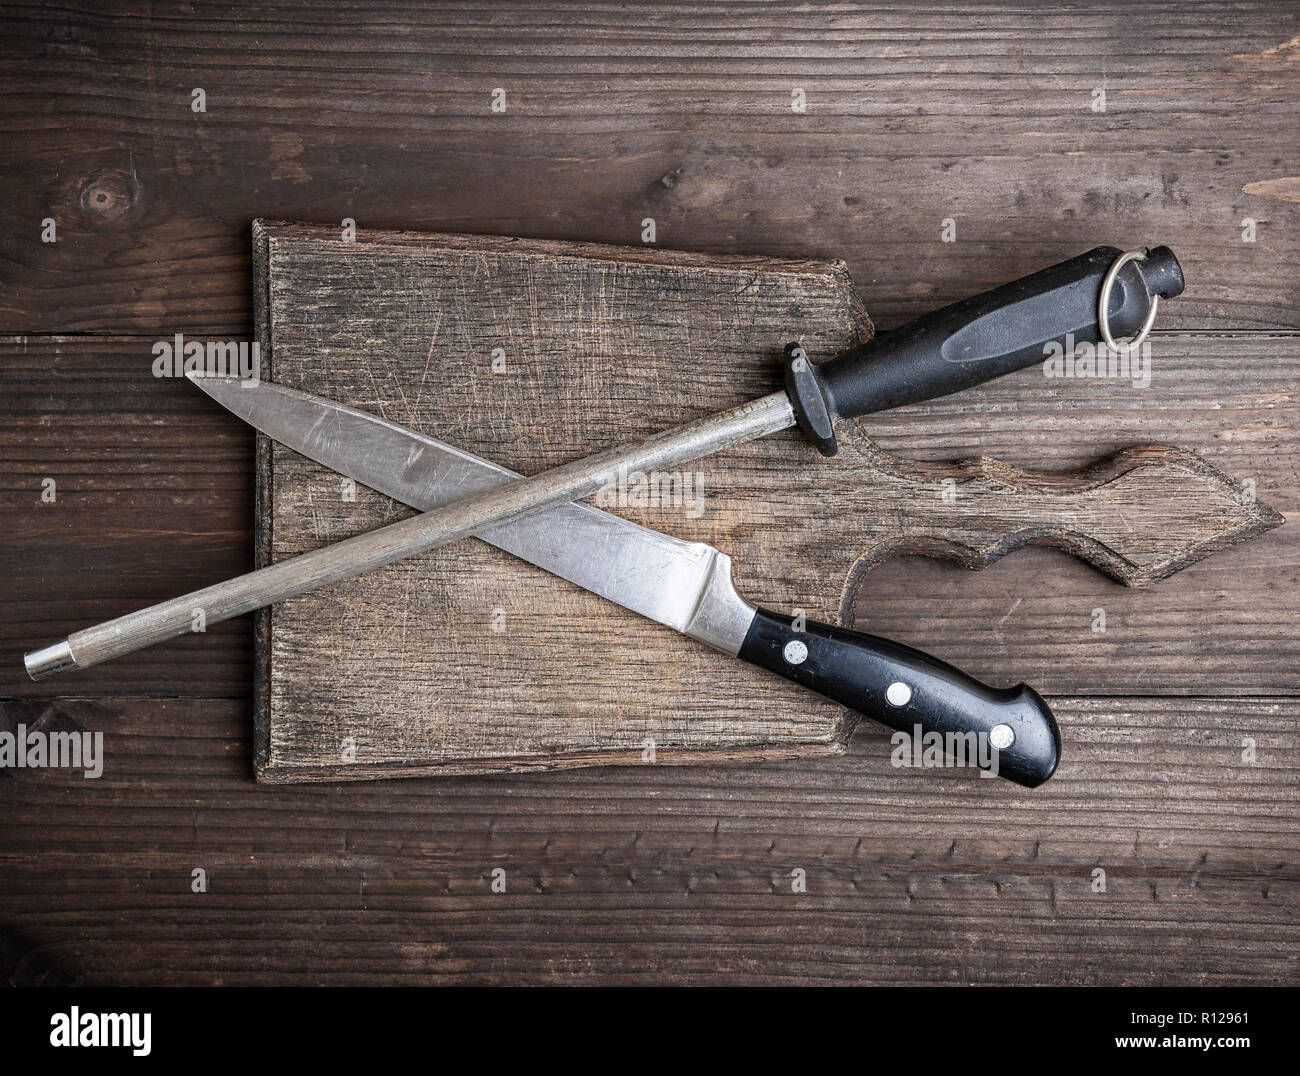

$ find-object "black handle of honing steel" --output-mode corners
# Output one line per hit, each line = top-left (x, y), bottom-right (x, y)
(784, 245), (1184, 455)
(739, 609), (1060, 787)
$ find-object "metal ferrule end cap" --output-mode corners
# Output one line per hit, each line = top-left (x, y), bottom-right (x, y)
(24, 640), (78, 681)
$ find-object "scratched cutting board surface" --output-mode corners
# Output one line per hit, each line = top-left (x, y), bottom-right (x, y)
(252, 222), (1275, 782)
(253, 221), (879, 780)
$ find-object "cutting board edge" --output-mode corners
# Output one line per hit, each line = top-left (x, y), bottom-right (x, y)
(252, 733), (854, 784)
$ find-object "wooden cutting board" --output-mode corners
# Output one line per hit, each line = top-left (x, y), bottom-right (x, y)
(250, 221), (1279, 782)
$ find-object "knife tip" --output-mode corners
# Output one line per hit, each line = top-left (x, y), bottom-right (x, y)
(184, 371), (250, 396)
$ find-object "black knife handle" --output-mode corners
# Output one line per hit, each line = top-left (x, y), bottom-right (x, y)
(784, 244), (1184, 455)
(738, 608), (1060, 787)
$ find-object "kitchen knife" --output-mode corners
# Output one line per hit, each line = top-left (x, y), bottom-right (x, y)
(24, 245), (1182, 680)
(190, 377), (1058, 785)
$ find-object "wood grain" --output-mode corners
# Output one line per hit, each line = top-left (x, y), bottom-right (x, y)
(2, 2), (1299, 333)
(1, 694), (1294, 985)
(1, 338), (255, 698)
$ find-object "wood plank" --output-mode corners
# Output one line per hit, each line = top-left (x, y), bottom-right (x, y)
(2, 331), (1294, 700)
(2, 1), (1298, 333)
(0, 337), (255, 697)
(1, 695), (1293, 985)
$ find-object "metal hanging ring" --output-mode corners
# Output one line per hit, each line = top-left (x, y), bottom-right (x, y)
(1098, 250), (1158, 351)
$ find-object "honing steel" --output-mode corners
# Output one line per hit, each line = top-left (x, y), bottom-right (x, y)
(24, 245), (1183, 688)
(192, 376), (1062, 785)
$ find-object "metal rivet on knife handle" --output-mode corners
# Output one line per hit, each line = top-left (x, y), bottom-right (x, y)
(886, 681), (912, 707)
(782, 640), (809, 665)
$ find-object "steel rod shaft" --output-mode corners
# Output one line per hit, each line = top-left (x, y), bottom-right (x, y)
(25, 390), (795, 678)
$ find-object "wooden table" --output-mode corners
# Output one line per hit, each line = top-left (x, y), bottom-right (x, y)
(1, 1), (1296, 985)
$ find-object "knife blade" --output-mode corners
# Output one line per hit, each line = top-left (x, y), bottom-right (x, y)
(195, 377), (753, 651)
(23, 244), (1182, 689)
(190, 376), (1060, 785)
